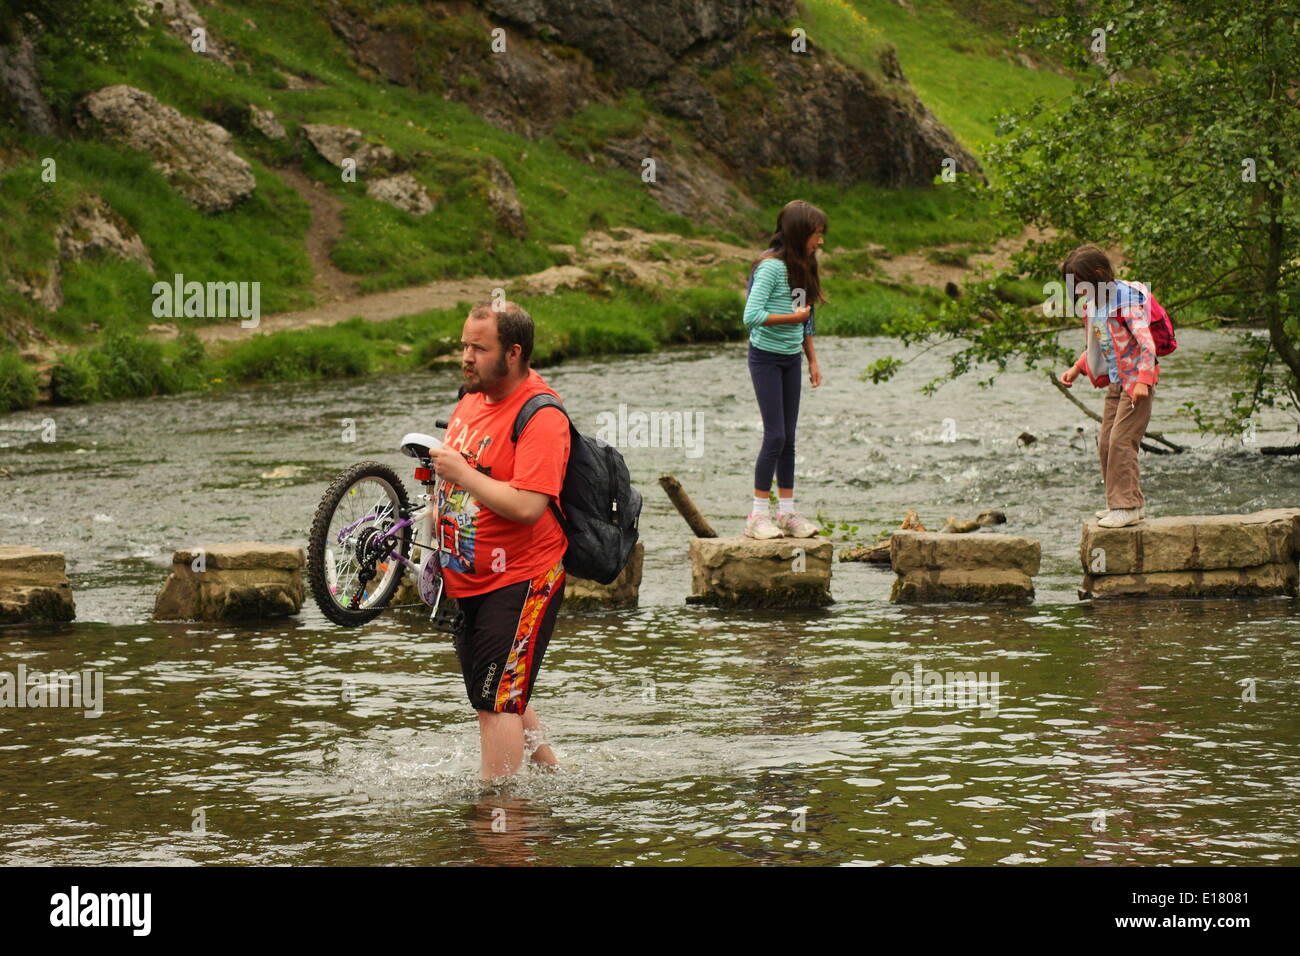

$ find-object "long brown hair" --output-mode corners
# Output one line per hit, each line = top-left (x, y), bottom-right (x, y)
(1061, 244), (1114, 287)
(754, 199), (828, 305)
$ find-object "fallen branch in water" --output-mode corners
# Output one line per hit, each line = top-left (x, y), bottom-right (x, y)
(659, 475), (717, 537)
(1045, 371), (1185, 454)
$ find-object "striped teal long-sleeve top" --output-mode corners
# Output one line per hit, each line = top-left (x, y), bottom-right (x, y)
(743, 256), (815, 355)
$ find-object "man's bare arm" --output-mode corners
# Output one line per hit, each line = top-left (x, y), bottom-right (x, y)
(434, 446), (550, 524)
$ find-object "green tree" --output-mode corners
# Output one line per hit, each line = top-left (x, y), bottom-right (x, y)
(869, 0), (1300, 436)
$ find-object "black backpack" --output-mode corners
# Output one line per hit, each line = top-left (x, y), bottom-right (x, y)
(511, 393), (642, 585)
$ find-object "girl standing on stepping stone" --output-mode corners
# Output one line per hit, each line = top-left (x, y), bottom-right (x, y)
(742, 200), (826, 540)
(1057, 244), (1160, 528)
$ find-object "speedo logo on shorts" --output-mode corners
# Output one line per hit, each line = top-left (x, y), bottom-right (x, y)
(481, 662), (497, 697)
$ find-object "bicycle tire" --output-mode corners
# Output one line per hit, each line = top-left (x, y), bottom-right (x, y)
(307, 460), (412, 627)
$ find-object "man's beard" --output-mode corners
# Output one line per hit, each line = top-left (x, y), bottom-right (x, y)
(462, 354), (509, 393)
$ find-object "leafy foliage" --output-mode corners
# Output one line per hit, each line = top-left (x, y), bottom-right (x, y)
(871, 0), (1300, 432)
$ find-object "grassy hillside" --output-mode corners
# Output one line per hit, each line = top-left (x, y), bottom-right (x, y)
(0, 0), (1073, 411)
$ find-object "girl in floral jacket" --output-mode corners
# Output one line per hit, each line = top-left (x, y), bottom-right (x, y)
(1058, 245), (1159, 528)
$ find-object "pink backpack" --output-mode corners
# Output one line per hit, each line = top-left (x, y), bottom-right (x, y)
(1146, 295), (1177, 356)
(1122, 282), (1177, 356)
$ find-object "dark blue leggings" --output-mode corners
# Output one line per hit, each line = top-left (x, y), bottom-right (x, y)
(748, 343), (802, 491)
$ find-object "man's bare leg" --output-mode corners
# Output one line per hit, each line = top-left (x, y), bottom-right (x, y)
(522, 703), (558, 767)
(477, 710), (524, 780)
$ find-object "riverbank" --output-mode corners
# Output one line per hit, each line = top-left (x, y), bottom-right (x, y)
(1, 218), (1050, 413)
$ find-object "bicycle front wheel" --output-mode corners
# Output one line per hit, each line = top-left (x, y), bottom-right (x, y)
(307, 461), (412, 627)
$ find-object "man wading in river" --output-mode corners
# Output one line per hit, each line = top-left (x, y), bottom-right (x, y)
(433, 302), (569, 779)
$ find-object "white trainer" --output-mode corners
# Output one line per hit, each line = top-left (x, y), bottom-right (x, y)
(1096, 506), (1147, 520)
(776, 511), (820, 538)
(1098, 508), (1143, 528)
(745, 512), (782, 539)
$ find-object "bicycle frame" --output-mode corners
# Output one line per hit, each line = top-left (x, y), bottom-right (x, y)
(333, 477), (444, 619)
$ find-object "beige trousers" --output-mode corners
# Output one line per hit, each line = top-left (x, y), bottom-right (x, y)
(1098, 383), (1154, 509)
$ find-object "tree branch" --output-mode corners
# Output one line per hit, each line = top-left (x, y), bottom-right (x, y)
(1045, 371), (1185, 453)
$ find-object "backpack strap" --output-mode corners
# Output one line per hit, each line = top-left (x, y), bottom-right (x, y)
(511, 393), (570, 442)
(510, 393), (572, 531)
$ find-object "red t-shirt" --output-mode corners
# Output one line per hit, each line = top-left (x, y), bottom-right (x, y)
(436, 369), (570, 597)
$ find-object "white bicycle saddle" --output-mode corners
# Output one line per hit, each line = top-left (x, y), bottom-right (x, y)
(399, 432), (443, 459)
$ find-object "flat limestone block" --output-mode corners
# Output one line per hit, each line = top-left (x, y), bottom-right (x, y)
(1081, 562), (1298, 600)
(688, 536), (832, 608)
(172, 542), (305, 571)
(0, 547), (76, 624)
(155, 542), (305, 621)
(891, 568), (1034, 604)
(0, 546), (68, 575)
(567, 541), (643, 609)
(890, 530), (1041, 576)
(1080, 510), (1300, 575)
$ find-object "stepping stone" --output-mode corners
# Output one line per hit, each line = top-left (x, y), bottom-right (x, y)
(889, 531), (1040, 604)
(567, 541), (643, 610)
(1080, 509), (1300, 599)
(154, 542), (305, 621)
(687, 536), (832, 608)
(0, 547), (76, 624)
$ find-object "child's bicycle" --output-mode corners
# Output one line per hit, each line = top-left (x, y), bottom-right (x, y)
(306, 420), (462, 632)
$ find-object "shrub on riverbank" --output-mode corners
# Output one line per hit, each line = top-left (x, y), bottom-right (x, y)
(49, 332), (206, 404)
(0, 351), (39, 413)
(218, 326), (375, 383)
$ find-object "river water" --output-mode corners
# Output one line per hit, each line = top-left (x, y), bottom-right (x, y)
(2, 329), (1298, 865)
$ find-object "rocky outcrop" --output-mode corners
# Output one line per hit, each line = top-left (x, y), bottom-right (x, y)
(326, 0), (981, 205)
(0, 547), (76, 624)
(248, 105), (286, 140)
(78, 85), (255, 211)
(890, 531), (1039, 603)
(7, 195), (154, 312)
(484, 156), (527, 237)
(367, 173), (434, 215)
(598, 117), (759, 223)
(688, 536), (832, 608)
(59, 196), (155, 272)
(138, 0), (234, 65)
(154, 542), (305, 621)
(327, 2), (607, 137)
(479, 0), (795, 86)
(302, 123), (397, 173)
(478, 0), (982, 187)
(567, 541), (643, 609)
(680, 38), (982, 188)
(0, 33), (58, 136)
(1080, 510), (1300, 599)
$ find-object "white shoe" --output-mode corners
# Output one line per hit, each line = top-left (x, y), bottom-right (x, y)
(776, 511), (819, 538)
(744, 512), (782, 539)
(1096, 506), (1147, 520)
(1098, 508), (1143, 528)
